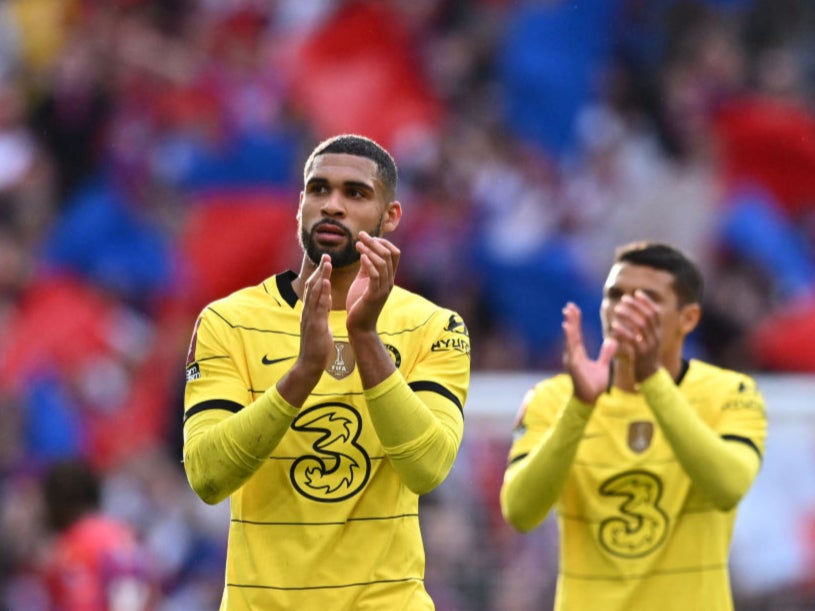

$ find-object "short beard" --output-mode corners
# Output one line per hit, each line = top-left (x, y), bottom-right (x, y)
(300, 218), (382, 268)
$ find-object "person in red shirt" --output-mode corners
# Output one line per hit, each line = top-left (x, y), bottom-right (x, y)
(42, 459), (155, 611)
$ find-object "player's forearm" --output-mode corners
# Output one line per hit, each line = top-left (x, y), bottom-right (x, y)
(276, 358), (325, 407)
(183, 388), (299, 504)
(640, 368), (760, 510)
(500, 397), (592, 532)
(365, 371), (463, 495)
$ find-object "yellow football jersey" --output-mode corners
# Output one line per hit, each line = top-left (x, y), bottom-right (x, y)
(184, 271), (470, 610)
(507, 360), (767, 611)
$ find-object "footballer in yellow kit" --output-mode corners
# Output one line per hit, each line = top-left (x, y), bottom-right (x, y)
(185, 273), (469, 609)
(182, 134), (470, 610)
(501, 241), (767, 611)
(507, 361), (765, 610)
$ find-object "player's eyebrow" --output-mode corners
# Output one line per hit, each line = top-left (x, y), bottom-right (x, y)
(305, 176), (375, 194)
(343, 180), (375, 194)
(304, 176), (327, 189)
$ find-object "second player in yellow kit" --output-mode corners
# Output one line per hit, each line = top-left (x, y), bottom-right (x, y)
(502, 242), (766, 611)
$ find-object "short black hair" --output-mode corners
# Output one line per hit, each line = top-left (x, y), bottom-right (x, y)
(303, 134), (398, 201)
(614, 241), (704, 306)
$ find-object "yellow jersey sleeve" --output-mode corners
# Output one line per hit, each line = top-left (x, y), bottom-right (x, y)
(501, 381), (593, 532)
(365, 371), (463, 495)
(640, 367), (766, 509)
(184, 308), (251, 409)
(183, 386), (299, 504)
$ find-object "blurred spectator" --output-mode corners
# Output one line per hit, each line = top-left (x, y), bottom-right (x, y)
(28, 30), (113, 202)
(496, 0), (616, 156)
(288, 1), (444, 151)
(40, 177), (176, 308)
(40, 458), (156, 611)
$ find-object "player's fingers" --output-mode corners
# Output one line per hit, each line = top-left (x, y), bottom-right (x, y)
(613, 299), (648, 341)
(357, 233), (399, 283)
(561, 303), (589, 360)
(610, 319), (639, 345)
(634, 290), (661, 338)
(381, 241), (400, 281)
(597, 337), (618, 365)
(359, 253), (380, 285)
(303, 255), (331, 307)
(625, 292), (660, 335)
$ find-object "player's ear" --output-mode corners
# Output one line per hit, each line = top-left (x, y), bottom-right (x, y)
(296, 191), (304, 222)
(679, 303), (701, 335)
(381, 200), (402, 234)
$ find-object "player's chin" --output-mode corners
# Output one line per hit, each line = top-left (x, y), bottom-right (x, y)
(307, 242), (337, 263)
(319, 247), (361, 269)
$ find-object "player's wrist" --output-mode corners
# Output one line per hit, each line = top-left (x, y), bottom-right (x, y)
(277, 361), (323, 407)
(346, 327), (381, 348)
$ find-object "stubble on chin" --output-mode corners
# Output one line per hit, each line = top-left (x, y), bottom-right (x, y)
(300, 226), (360, 268)
(299, 218), (383, 268)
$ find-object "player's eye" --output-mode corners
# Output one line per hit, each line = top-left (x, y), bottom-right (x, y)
(605, 288), (623, 301)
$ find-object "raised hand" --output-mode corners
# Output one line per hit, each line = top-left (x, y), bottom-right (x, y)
(609, 290), (661, 383)
(346, 231), (400, 334)
(562, 302), (617, 405)
(299, 254), (335, 373)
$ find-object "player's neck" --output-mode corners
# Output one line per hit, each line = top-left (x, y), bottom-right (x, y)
(326, 264), (358, 310)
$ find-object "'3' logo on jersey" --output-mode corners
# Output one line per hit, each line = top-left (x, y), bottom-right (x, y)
(290, 403), (371, 502)
(597, 470), (669, 558)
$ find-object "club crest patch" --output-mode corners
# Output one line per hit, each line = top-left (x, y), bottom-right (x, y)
(385, 344), (401, 368)
(628, 421), (654, 453)
(326, 342), (355, 379)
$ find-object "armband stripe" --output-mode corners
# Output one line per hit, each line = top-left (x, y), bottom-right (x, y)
(183, 399), (242, 424)
(408, 381), (463, 413)
(722, 434), (762, 460)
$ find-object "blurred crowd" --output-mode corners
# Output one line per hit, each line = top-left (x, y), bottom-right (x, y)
(2, 0), (815, 608)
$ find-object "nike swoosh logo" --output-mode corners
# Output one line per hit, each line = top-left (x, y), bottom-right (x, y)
(261, 355), (295, 366)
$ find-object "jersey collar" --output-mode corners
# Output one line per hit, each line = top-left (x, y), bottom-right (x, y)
(276, 270), (299, 308)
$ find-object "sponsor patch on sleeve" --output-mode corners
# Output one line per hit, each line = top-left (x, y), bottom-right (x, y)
(185, 363), (201, 383)
(431, 313), (471, 356)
